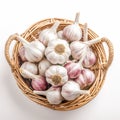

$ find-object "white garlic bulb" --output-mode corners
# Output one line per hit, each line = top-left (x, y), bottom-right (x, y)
(70, 37), (102, 60)
(20, 62), (38, 78)
(45, 65), (68, 86)
(45, 39), (71, 64)
(82, 23), (96, 68)
(34, 87), (63, 105)
(63, 12), (82, 41)
(61, 81), (89, 101)
(39, 21), (60, 46)
(17, 35), (45, 62)
(38, 59), (51, 76)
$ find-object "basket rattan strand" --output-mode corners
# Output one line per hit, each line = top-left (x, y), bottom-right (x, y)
(5, 18), (114, 111)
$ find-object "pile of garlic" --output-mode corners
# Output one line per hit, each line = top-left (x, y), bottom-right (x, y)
(18, 12), (102, 105)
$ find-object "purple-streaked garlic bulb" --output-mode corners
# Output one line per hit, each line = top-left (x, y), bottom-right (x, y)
(38, 59), (51, 76)
(45, 65), (68, 86)
(20, 62), (38, 78)
(70, 37), (102, 60)
(20, 68), (47, 91)
(75, 69), (95, 89)
(61, 81), (89, 101)
(64, 61), (82, 79)
(18, 46), (27, 61)
(34, 87), (63, 104)
(17, 35), (45, 62)
(63, 12), (82, 41)
(39, 21), (60, 46)
(82, 23), (97, 68)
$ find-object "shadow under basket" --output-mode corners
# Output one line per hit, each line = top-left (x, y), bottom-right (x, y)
(5, 18), (114, 111)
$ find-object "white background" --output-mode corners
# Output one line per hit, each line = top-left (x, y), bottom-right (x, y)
(0, 0), (120, 120)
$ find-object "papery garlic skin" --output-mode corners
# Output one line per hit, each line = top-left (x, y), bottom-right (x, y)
(38, 59), (51, 76)
(64, 61), (82, 79)
(63, 13), (82, 41)
(45, 39), (71, 64)
(75, 69), (95, 89)
(70, 41), (88, 60)
(34, 87), (63, 105)
(31, 76), (47, 91)
(20, 62), (38, 78)
(39, 21), (60, 46)
(18, 46), (27, 61)
(61, 81), (89, 101)
(45, 65), (68, 86)
(83, 50), (96, 68)
(24, 40), (45, 62)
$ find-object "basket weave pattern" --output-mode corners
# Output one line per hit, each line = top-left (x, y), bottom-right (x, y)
(5, 18), (113, 111)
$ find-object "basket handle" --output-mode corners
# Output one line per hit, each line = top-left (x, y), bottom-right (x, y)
(5, 33), (19, 70)
(101, 37), (114, 69)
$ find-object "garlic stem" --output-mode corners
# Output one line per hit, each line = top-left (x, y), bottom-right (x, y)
(20, 68), (39, 80)
(17, 35), (30, 46)
(85, 37), (102, 46)
(83, 23), (88, 42)
(33, 90), (46, 96)
(50, 21), (60, 32)
(74, 12), (80, 24)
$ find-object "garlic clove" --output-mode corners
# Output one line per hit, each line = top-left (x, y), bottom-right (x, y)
(38, 59), (51, 76)
(39, 21), (60, 46)
(45, 65), (68, 86)
(20, 62), (38, 79)
(34, 87), (63, 105)
(63, 12), (82, 41)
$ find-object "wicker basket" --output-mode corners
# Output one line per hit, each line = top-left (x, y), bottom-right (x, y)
(5, 18), (114, 111)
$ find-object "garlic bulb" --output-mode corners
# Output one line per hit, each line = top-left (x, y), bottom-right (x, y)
(34, 87), (63, 104)
(64, 61), (82, 79)
(45, 65), (68, 86)
(17, 35), (45, 62)
(63, 12), (82, 41)
(45, 39), (71, 64)
(57, 30), (65, 39)
(18, 46), (27, 61)
(82, 23), (96, 68)
(83, 50), (96, 68)
(39, 21), (60, 46)
(38, 59), (51, 76)
(75, 69), (95, 89)
(20, 68), (47, 90)
(61, 81), (89, 101)
(20, 62), (38, 78)
(70, 37), (102, 60)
